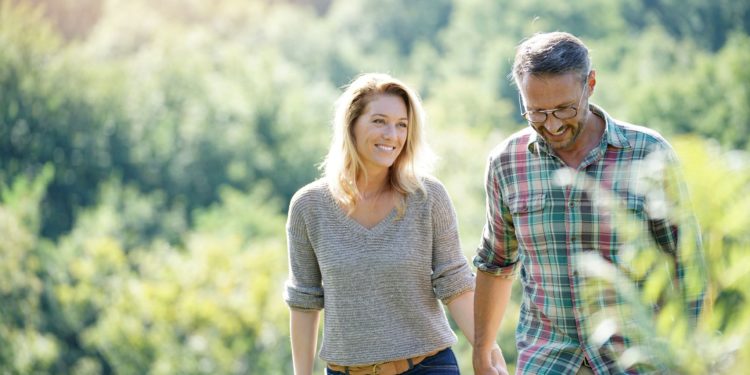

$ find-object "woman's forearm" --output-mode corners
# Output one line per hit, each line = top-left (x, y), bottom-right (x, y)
(290, 308), (321, 375)
(446, 290), (476, 346)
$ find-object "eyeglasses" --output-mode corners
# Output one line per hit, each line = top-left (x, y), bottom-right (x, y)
(519, 84), (588, 124)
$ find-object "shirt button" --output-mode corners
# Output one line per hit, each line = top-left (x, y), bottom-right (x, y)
(568, 201), (575, 208)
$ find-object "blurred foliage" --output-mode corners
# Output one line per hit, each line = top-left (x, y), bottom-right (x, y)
(0, 165), (56, 374)
(575, 138), (750, 374)
(1, 0), (749, 373)
(622, 0), (750, 52)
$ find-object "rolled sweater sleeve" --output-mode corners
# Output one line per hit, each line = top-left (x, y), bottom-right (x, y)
(283, 190), (324, 310)
(428, 179), (475, 304)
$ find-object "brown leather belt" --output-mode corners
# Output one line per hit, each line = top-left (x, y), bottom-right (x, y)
(327, 348), (442, 375)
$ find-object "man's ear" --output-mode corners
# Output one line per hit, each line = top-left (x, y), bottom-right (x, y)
(587, 70), (597, 97)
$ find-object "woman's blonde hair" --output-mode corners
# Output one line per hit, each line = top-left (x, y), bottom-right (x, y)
(321, 72), (434, 215)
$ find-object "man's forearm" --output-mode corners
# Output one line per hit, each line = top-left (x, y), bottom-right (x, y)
(473, 271), (514, 374)
(474, 271), (514, 349)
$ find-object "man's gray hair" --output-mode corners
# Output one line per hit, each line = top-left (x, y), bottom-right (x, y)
(511, 31), (591, 85)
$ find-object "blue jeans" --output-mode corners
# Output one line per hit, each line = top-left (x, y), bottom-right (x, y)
(326, 348), (460, 375)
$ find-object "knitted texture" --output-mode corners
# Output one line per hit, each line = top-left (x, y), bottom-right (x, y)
(284, 177), (474, 366)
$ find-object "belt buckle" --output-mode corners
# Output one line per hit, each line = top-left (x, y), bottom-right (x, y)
(371, 363), (380, 374)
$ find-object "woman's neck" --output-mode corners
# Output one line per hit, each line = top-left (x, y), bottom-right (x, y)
(357, 169), (390, 199)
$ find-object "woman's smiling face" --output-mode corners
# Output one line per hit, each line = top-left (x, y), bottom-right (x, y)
(353, 94), (409, 173)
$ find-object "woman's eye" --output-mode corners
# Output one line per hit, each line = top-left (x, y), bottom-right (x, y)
(398, 122), (408, 128)
(373, 118), (385, 124)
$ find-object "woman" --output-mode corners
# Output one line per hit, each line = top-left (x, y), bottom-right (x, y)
(284, 73), (476, 374)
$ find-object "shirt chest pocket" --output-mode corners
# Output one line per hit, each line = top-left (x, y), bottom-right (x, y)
(507, 194), (548, 249)
(508, 194), (546, 214)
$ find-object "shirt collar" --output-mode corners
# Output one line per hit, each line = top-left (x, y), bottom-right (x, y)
(526, 103), (632, 155)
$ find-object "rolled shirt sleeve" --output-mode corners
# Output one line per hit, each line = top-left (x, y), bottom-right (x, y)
(473, 153), (521, 278)
(648, 145), (707, 323)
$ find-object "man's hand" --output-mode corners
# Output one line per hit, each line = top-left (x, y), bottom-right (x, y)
(473, 343), (510, 375)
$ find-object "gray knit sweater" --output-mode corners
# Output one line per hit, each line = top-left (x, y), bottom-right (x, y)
(284, 176), (475, 366)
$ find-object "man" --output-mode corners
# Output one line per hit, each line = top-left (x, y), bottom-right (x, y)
(472, 32), (705, 375)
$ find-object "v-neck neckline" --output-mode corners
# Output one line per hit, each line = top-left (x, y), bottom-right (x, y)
(325, 187), (402, 237)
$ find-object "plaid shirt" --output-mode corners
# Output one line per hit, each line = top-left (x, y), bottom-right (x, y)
(474, 105), (705, 374)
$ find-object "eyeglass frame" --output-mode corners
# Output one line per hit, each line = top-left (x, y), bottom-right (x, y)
(518, 80), (589, 124)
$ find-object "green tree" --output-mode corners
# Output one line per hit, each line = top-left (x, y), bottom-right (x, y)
(622, 0), (750, 51)
(0, 165), (58, 374)
(0, 1), (128, 238)
(613, 31), (750, 150)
